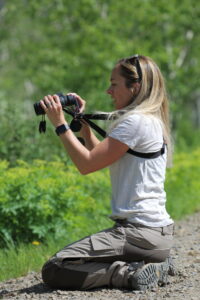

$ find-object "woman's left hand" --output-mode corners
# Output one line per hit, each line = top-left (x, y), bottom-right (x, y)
(40, 94), (67, 127)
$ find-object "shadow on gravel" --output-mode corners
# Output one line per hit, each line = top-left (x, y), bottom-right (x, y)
(0, 282), (53, 298)
(0, 282), (108, 298)
(17, 282), (54, 294)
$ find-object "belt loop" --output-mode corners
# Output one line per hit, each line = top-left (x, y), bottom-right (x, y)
(161, 227), (165, 236)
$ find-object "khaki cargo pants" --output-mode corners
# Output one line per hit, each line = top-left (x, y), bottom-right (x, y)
(42, 221), (174, 290)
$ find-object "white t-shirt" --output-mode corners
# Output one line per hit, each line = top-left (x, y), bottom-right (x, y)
(108, 113), (173, 227)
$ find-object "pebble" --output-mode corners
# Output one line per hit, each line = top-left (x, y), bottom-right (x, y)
(0, 212), (200, 299)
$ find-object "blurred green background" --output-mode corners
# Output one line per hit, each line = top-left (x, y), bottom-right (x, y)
(0, 0), (199, 163)
(0, 0), (200, 280)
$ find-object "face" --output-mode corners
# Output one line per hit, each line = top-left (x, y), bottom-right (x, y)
(107, 65), (133, 109)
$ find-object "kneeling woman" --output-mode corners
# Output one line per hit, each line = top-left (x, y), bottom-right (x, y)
(40, 54), (174, 291)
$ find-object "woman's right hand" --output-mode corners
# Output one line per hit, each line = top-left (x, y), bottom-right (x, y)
(67, 93), (86, 113)
(67, 93), (93, 145)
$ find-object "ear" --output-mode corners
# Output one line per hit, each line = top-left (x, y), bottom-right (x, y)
(132, 83), (140, 95)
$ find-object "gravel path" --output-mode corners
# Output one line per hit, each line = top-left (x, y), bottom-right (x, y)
(1, 213), (200, 300)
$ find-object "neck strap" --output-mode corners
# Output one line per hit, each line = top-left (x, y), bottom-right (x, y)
(63, 109), (165, 159)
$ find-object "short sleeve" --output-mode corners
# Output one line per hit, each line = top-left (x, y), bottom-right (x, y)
(108, 114), (143, 149)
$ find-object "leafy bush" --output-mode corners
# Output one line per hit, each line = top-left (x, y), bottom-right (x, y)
(0, 160), (112, 247)
(165, 148), (200, 219)
(0, 102), (75, 165)
(0, 148), (200, 247)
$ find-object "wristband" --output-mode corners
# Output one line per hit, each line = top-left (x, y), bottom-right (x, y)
(55, 124), (70, 136)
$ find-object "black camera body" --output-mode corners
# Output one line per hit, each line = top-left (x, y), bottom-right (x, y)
(34, 93), (77, 115)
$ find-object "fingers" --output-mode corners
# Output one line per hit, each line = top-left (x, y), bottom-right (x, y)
(40, 95), (61, 112)
(39, 93), (86, 113)
(39, 99), (47, 111)
(52, 94), (60, 104)
(67, 93), (86, 113)
(45, 95), (56, 108)
(39, 95), (66, 127)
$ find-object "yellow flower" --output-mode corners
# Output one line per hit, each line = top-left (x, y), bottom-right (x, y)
(32, 241), (40, 246)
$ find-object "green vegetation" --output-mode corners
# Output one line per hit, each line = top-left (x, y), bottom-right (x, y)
(0, 0), (200, 163)
(1, 149), (199, 248)
(0, 160), (112, 247)
(0, 239), (58, 282)
(0, 148), (200, 281)
(166, 148), (200, 219)
(0, 0), (199, 283)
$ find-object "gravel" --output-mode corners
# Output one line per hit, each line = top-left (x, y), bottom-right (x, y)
(1, 212), (200, 300)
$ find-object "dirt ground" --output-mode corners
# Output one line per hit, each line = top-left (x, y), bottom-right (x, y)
(0, 212), (200, 300)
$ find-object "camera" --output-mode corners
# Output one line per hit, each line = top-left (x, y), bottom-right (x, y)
(34, 93), (78, 115)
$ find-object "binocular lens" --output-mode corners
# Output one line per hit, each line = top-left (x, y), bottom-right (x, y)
(34, 93), (77, 115)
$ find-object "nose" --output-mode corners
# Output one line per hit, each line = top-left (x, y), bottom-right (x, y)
(107, 86), (112, 95)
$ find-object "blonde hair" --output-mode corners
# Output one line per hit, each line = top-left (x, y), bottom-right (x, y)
(107, 55), (173, 165)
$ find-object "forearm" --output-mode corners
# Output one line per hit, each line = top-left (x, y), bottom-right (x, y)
(79, 123), (100, 150)
(59, 129), (94, 174)
(58, 128), (128, 175)
(39, 94), (128, 175)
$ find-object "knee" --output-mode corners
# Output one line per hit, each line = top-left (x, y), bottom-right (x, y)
(41, 258), (87, 290)
(42, 258), (60, 288)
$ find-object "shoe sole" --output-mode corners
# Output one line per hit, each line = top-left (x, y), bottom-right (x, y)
(131, 262), (169, 291)
(166, 256), (176, 276)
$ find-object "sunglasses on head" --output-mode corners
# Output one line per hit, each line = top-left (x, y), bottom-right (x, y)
(125, 54), (142, 83)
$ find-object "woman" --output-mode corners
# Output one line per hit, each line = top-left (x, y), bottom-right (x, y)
(40, 55), (174, 291)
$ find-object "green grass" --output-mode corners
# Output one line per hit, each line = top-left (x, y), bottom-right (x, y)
(0, 239), (51, 281)
(0, 225), (113, 282)
(0, 236), (73, 282)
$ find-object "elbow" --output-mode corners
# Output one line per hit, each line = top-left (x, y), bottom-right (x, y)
(78, 167), (92, 175)
(76, 158), (96, 175)
(78, 164), (97, 175)
(79, 169), (89, 175)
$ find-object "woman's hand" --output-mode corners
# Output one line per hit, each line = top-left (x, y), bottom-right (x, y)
(40, 94), (66, 127)
(40, 93), (86, 128)
(67, 92), (86, 113)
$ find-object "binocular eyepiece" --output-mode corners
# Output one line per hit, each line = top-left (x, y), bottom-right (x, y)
(34, 93), (78, 115)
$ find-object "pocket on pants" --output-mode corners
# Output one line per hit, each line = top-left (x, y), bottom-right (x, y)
(126, 227), (173, 250)
(90, 232), (116, 254)
(126, 229), (157, 250)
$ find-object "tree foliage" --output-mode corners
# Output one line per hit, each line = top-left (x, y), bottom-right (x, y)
(0, 0), (199, 162)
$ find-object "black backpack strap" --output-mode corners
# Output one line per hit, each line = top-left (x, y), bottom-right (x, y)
(63, 109), (166, 159)
(82, 116), (107, 138)
(127, 143), (165, 158)
(82, 116), (166, 159)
